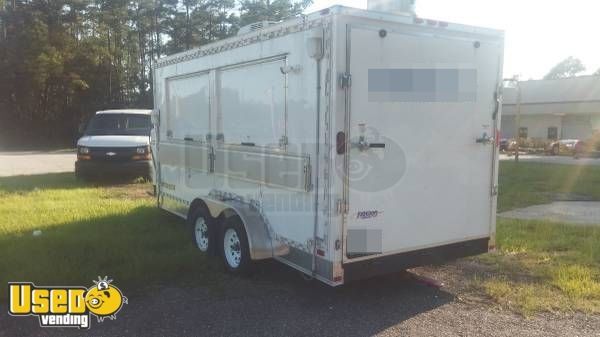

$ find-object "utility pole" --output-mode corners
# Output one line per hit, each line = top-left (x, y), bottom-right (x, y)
(515, 78), (521, 162)
(503, 77), (521, 163)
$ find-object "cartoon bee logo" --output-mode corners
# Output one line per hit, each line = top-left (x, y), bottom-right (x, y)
(85, 276), (128, 322)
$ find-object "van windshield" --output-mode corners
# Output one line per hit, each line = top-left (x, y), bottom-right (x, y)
(85, 113), (150, 136)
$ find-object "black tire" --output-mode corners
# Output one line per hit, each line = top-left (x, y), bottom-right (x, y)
(75, 168), (90, 181)
(220, 216), (252, 274)
(188, 206), (215, 254)
(146, 164), (155, 183)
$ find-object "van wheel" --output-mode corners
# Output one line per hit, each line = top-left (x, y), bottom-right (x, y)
(75, 169), (90, 181)
(221, 217), (251, 274)
(189, 207), (213, 253)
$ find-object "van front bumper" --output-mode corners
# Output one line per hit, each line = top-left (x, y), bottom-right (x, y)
(75, 159), (153, 178)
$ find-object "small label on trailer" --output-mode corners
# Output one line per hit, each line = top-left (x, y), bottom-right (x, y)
(356, 210), (381, 219)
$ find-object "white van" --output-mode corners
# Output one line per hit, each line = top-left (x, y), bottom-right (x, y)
(76, 109), (154, 180)
(152, 5), (504, 285)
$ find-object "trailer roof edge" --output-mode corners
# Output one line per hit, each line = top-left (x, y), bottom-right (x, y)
(154, 5), (504, 69)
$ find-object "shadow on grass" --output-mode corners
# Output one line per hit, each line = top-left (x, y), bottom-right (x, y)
(0, 172), (150, 193)
(0, 203), (453, 337)
(0, 205), (225, 300)
(0, 172), (454, 336)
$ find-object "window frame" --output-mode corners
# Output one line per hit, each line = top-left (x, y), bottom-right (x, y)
(165, 71), (211, 142)
(547, 126), (558, 140)
(216, 56), (288, 150)
(518, 127), (528, 139)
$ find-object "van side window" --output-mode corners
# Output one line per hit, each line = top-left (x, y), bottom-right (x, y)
(218, 59), (286, 148)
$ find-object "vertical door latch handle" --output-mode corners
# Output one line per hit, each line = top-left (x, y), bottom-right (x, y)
(476, 132), (494, 144)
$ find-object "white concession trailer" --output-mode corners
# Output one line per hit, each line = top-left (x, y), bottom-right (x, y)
(152, 4), (504, 285)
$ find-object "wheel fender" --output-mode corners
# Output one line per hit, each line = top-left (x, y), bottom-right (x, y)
(188, 199), (210, 222)
(213, 200), (274, 261)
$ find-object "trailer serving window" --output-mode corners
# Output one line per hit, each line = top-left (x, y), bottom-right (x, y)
(166, 73), (210, 141)
(218, 59), (286, 148)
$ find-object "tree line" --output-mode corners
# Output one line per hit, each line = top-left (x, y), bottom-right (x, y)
(543, 56), (600, 80)
(0, 2), (597, 149)
(0, 0), (310, 148)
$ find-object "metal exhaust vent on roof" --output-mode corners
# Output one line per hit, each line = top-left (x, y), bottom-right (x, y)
(237, 21), (279, 36)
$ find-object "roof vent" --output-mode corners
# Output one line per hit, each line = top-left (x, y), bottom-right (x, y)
(237, 21), (278, 36)
(368, 0), (416, 15)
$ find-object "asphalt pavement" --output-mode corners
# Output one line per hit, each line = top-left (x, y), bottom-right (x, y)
(2, 151), (600, 336)
(1, 262), (599, 337)
(0, 150), (76, 177)
(499, 201), (600, 225)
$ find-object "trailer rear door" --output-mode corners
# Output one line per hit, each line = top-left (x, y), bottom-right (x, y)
(344, 24), (502, 259)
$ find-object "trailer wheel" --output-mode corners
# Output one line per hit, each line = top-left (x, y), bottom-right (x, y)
(189, 207), (213, 253)
(221, 216), (251, 274)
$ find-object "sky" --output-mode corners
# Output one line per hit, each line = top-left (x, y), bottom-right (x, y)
(305, 0), (600, 80)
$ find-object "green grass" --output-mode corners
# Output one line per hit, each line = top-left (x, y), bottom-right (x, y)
(475, 161), (600, 315)
(478, 218), (600, 315)
(1, 162), (600, 315)
(0, 173), (223, 301)
(497, 161), (600, 212)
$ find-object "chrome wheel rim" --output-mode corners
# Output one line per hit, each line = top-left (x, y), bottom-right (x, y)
(194, 218), (209, 252)
(224, 228), (242, 268)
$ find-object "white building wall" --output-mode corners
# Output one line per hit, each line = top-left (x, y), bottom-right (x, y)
(500, 113), (600, 140)
(501, 76), (600, 140)
(518, 115), (562, 140)
(562, 115), (592, 139)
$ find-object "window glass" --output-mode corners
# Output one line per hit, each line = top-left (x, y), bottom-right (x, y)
(548, 127), (558, 140)
(518, 127), (528, 139)
(219, 60), (285, 147)
(86, 114), (150, 136)
(167, 73), (210, 140)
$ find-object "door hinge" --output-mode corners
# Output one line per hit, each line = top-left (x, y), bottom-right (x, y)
(336, 199), (347, 215)
(304, 160), (312, 191)
(339, 72), (352, 89)
(492, 184), (498, 196)
(492, 84), (503, 120)
(279, 135), (288, 148)
(208, 146), (215, 173)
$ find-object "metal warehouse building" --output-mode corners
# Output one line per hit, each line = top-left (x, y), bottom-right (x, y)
(502, 75), (600, 141)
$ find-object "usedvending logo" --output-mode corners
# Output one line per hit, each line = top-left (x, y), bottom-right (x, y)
(8, 276), (127, 329)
